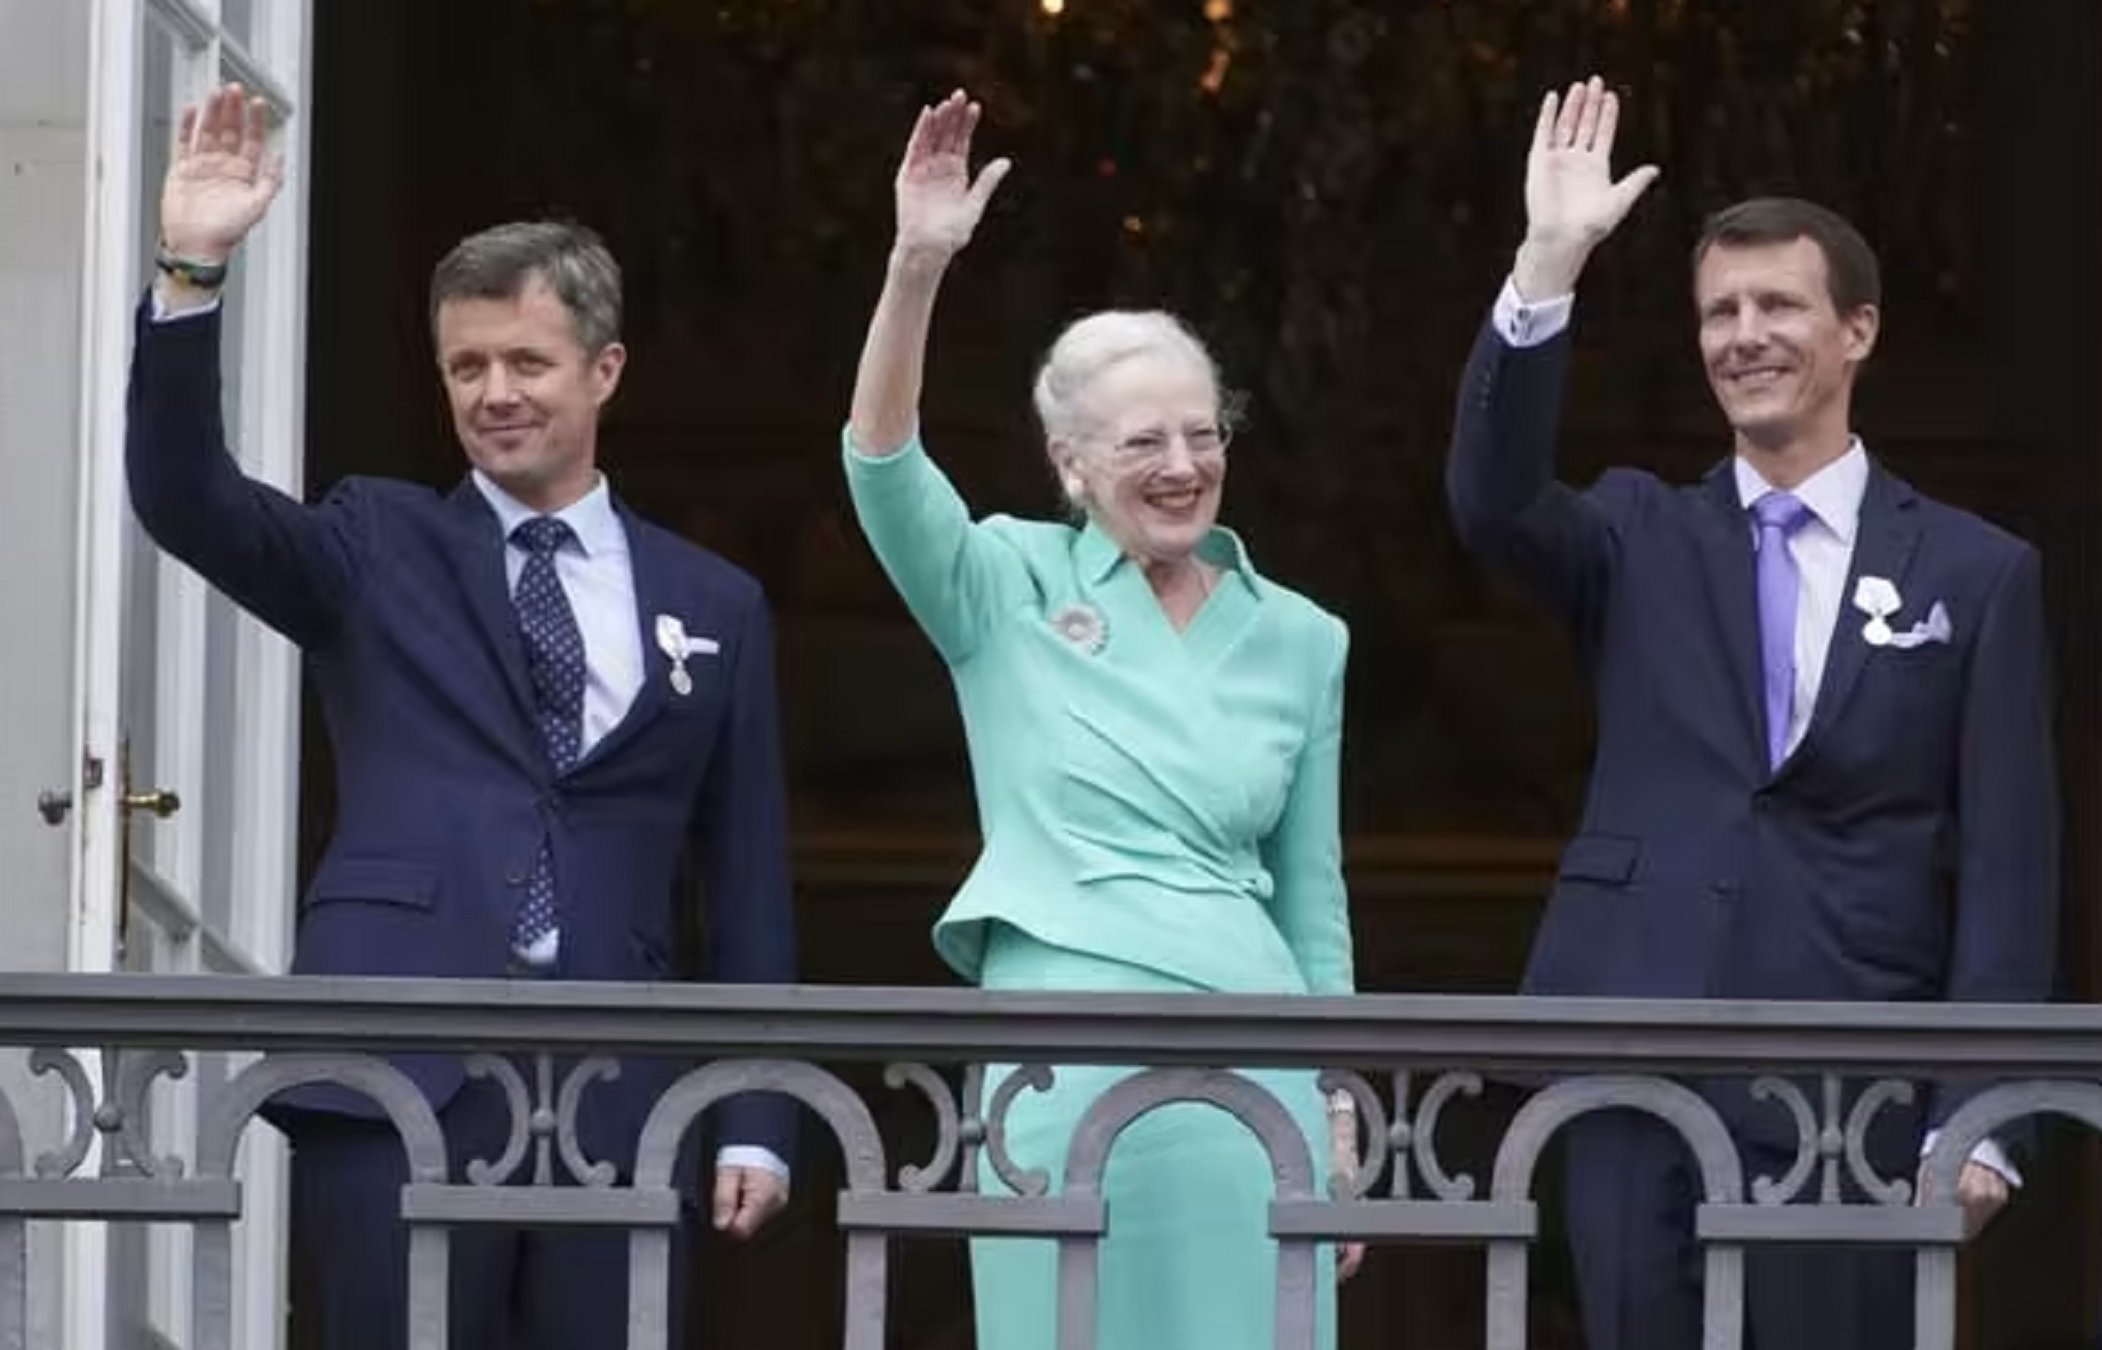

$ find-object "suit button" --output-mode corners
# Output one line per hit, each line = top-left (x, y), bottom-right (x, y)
(1711, 880), (1738, 899)
(505, 869), (528, 887)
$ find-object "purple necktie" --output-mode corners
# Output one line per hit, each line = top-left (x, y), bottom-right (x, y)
(1752, 491), (1813, 769)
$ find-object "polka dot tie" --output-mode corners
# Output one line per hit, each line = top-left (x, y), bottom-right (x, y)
(509, 516), (585, 952)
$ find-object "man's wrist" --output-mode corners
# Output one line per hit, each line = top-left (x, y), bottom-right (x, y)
(1512, 236), (1593, 304)
(155, 240), (232, 285)
(152, 273), (224, 316)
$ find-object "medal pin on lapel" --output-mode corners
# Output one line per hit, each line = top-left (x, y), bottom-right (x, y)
(655, 614), (695, 696)
(1852, 576), (1901, 648)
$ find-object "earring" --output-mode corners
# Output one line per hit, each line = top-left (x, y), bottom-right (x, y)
(1063, 477), (1084, 500)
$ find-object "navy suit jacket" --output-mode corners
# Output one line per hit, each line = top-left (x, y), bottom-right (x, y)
(125, 303), (797, 1176)
(1446, 318), (2058, 1145)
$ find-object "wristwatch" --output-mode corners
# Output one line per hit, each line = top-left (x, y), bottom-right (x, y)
(154, 244), (229, 290)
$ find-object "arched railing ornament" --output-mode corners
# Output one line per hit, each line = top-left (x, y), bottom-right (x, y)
(1913, 1082), (2102, 1350)
(1842, 1078), (1916, 1205)
(1058, 1068), (1321, 1350)
(983, 1063), (1057, 1198)
(1487, 1076), (1746, 1350)
(884, 1063), (961, 1193)
(194, 1053), (451, 1350)
(630, 1059), (888, 1350)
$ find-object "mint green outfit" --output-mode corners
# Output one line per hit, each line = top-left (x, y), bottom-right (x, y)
(844, 432), (1352, 1350)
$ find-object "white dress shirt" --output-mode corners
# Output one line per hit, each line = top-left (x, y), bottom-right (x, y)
(1489, 278), (2017, 1186)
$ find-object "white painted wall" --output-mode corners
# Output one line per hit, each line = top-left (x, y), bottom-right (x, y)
(0, 6), (93, 1345)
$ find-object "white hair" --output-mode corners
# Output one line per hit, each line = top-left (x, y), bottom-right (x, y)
(1030, 309), (1223, 444)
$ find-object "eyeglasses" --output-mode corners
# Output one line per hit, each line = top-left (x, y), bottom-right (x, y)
(1101, 423), (1234, 462)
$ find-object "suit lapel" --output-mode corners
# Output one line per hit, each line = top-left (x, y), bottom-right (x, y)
(444, 481), (542, 741)
(1692, 465), (1769, 769)
(574, 501), (675, 771)
(1791, 465), (1923, 761)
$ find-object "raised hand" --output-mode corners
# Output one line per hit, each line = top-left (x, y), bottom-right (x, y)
(160, 83), (285, 264)
(1513, 76), (1659, 300)
(892, 90), (1011, 268)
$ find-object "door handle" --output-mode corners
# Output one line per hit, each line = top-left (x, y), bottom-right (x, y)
(36, 790), (71, 825)
(120, 789), (180, 818)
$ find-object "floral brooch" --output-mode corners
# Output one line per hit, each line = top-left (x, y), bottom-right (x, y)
(1048, 602), (1108, 655)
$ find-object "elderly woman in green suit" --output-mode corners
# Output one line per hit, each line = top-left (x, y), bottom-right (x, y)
(843, 90), (1361, 1350)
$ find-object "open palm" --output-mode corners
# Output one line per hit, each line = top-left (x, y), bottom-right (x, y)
(1525, 77), (1657, 249)
(161, 83), (284, 261)
(894, 91), (1010, 262)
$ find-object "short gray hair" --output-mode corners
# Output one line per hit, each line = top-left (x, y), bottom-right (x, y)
(428, 220), (623, 353)
(1030, 309), (1225, 443)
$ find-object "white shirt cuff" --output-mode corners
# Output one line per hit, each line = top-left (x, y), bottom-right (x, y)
(1921, 1129), (2021, 1188)
(1491, 275), (1575, 348)
(148, 288), (222, 324)
(717, 1145), (790, 1181)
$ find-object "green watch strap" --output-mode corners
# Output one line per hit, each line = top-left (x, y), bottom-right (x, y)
(154, 245), (229, 290)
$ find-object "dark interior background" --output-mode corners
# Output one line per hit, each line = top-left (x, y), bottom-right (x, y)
(298, 1), (2101, 1345)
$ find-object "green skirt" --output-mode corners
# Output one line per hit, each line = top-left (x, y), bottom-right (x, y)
(971, 924), (1337, 1350)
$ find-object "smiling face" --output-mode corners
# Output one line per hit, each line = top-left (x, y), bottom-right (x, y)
(435, 273), (626, 512)
(1694, 236), (1878, 460)
(1054, 351), (1228, 566)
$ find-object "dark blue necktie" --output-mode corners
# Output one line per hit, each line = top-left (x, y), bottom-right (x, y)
(509, 516), (585, 952)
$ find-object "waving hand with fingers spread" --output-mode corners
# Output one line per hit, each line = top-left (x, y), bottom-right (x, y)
(157, 82), (284, 305)
(848, 90), (1012, 459)
(894, 91), (1013, 269)
(1513, 76), (1660, 302)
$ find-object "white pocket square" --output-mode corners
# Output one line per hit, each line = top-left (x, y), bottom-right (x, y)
(1885, 600), (1952, 650)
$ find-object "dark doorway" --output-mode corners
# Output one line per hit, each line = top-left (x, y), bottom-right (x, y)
(301, 2), (2099, 1345)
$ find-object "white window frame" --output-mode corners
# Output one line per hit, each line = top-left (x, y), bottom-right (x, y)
(66, 2), (312, 1347)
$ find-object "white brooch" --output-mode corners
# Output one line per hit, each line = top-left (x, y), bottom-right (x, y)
(1852, 576), (1902, 648)
(654, 614), (720, 696)
(1048, 603), (1108, 655)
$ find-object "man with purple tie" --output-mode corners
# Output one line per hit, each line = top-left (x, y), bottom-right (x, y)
(1446, 77), (2059, 1350)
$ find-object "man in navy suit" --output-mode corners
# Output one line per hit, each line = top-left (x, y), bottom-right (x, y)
(1447, 77), (2058, 1350)
(127, 85), (796, 1348)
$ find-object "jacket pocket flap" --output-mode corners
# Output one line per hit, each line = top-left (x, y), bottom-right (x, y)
(307, 858), (439, 910)
(1557, 833), (1640, 885)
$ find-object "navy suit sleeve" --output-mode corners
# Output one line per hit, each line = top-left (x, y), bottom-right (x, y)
(1947, 545), (2059, 1006)
(1924, 544), (2059, 1144)
(691, 587), (799, 1160)
(125, 301), (360, 648)
(1445, 316), (1619, 649)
